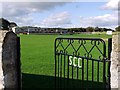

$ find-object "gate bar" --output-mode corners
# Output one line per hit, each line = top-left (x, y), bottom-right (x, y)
(107, 38), (112, 90)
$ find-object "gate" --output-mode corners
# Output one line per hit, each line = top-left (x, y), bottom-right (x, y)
(55, 38), (112, 90)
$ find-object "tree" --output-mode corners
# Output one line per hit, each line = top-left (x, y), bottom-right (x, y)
(115, 26), (120, 32)
(9, 22), (17, 30)
(94, 27), (101, 32)
(86, 27), (94, 32)
(10, 22), (17, 27)
(67, 28), (74, 35)
(0, 18), (10, 30)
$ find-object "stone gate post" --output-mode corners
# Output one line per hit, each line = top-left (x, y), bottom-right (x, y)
(0, 30), (21, 89)
(110, 34), (120, 90)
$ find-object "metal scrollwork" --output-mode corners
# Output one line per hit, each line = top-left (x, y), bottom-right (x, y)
(55, 38), (106, 61)
(71, 39), (74, 43)
(89, 54), (93, 59)
(97, 40), (100, 45)
(99, 56), (102, 60)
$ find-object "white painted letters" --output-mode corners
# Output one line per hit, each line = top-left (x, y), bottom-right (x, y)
(73, 57), (77, 67)
(69, 56), (82, 68)
(78, 58), (82, 68)
(69, 56), (72, 65)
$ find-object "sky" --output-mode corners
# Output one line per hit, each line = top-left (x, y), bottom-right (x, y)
(0, 0), (119, 29)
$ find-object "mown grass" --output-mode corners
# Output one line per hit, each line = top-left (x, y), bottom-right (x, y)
(20, 34), (112, 89)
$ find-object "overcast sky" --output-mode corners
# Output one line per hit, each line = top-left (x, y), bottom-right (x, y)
(0, 0), (119, 29)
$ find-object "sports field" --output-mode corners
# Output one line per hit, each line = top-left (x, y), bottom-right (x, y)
(20, 34), (112, 89)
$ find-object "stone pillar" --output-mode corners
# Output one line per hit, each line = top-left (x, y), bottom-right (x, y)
(0, 30), (21, 89)
(110, 34), (120, 90)
(0, 31), (7, 89)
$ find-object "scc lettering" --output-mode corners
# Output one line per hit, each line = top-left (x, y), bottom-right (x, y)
(69, 56), (82, 68)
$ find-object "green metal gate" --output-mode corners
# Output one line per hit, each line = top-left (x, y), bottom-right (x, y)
(55, 38), (112, 90)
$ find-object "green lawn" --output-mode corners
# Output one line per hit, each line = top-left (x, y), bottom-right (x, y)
(20, 34), (112, 89)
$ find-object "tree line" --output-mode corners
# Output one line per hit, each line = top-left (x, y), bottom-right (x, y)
(0, 18), (17, 30)
(67, 27), (113, 32)
(0, 18), (120, 32)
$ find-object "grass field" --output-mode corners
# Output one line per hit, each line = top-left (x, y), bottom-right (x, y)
(20, 34), (112, 89)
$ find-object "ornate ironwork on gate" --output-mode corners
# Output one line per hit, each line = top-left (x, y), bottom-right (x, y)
(54, 38), (112, 90)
